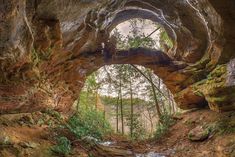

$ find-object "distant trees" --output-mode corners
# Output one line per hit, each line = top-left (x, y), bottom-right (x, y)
(77, 18), (178, 140)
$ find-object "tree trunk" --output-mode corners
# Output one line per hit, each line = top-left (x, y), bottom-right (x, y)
(148, 71), (162, 119)
(131, 64), (163, 121)
(116, 93), (119, 133)
(95, 91), (98, 110)
(130, 64), (167, 99)
(130, 79), (134, 138)
(119, 77), (124, 135)
(147, 107), (153, 135)
(86, 89), (89, 110)
(158, 77), (167, 114)
(167, 90), (173, 114)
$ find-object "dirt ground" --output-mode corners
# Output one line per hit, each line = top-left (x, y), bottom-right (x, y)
(148, 109), (235, 157)
(0, 109), (235, 157)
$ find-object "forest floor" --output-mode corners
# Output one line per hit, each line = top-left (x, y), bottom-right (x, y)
(0, 109), (235, 157)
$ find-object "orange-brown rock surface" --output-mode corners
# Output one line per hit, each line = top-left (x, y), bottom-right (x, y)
(0, 0), (235, 113)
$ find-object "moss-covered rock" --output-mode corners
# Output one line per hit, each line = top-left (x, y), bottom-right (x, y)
(190, 64), (235, 111)
(188, 126), (210, 141)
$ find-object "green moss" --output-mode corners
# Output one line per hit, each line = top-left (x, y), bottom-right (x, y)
(188, 126), (210, 141)
(192, 79), (206, 97)
(159, 29), (174, 49)
(31, 48), (53, 67)
(194, 79), (207, 87)
(188, 133), (193, 139)
(195, 91), (204, 97)
(206, 96), (230, 103)
(31, 49), (41, 67)
(192, 64), (227, 94)
(207, 64), (227, 79)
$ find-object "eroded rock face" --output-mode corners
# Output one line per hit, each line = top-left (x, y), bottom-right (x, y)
(0, 0), (235, 113)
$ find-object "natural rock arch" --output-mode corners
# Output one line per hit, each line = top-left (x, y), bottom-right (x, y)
(0, 0), (235, 114)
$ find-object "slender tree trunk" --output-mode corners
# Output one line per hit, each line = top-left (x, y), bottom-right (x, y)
(161, 97), (167, 114)
(158, 77), (161, 88)
(76, 99), (79, 112)
(119, 77), (124, 135)
(169, 92), (176, 114)
(116, 93), (119, 133)
(86, 89), (89, 110)
(148, 71), (162, 119)
(103, 110), (106, 129)
(167, 90), (173, 115)
(131, 64), (167, 99)
(130, 80), (134, 138)
(147, 108), (153, 136)
(173, 101), (177, 113)
(158, 78), (167, 114)
(95, 90), (98, 110)
(131, 64), (163, 121)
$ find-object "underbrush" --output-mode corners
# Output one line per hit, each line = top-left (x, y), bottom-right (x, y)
(207, 115), (235, 135)
(154, 114), (175, 139)
(51, 136), (71, 156)
(126, 114), (146, 140)
(50, 108), (112, 156)
(67, 109), (112, 140)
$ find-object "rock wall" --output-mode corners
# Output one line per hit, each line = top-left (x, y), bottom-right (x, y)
(0, 0), (235, 113)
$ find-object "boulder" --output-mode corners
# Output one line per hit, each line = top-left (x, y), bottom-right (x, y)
(188, 126), (210, 141)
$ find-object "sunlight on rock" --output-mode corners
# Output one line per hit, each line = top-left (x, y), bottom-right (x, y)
(99, 141), (116, 146)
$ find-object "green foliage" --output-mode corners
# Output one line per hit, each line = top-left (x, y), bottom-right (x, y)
(127, 34), (155, 49)
(70, 71), (112, 140)
(76, 91), (94, 110)
(126, 114), (146, 140)
(76, 73), (100, 111)
(193, 90), (204, 97)
(35, 109), (63, 127)
(85, 73), (100, 94)
(51, 137), (71, 156)
(207, 117), (235, 135)
(113, 18), (173, 51)
(74, 18), (177, 141)
(67, 109), (112, 140)
(159, 29), (173, 49)
(44, 109), (63, 121)
(113, 20), (156, 49)
(207, 64), (226, 79)
(101, 96), (147, 106)
(154, 114), (175, 139)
